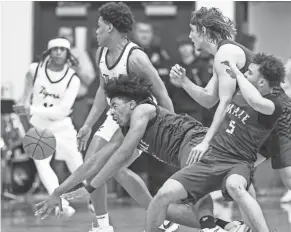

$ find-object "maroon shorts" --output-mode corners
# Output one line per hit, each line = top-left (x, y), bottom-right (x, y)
(171, 147), (254, 203)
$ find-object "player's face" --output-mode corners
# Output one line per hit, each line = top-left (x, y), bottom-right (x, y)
(134, 23), (153, 47)
(189, 24), (207, 51)
(244, 63), (261, 88)
(50, 47), (67, 66)
(96, 17), (110, 47)
(110, 98), (135, 127)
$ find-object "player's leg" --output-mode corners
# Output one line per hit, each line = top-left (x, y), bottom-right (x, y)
(85, 135), (111, 228)
(145, 179), (188, 232)
(279, 167), (291, 202)
(113, 149), (153, 209)
(33, 155), (58, 195)
(224, 163), (269, 232)
(146, 160), (226, 232)
(178, 131), (216, 229)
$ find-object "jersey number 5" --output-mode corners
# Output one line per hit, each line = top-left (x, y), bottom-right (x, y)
(226, 120), (236, 134)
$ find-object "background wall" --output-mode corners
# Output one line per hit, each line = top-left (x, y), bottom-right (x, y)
(1, 2), (34, 101)
(248, 1), (291, 61)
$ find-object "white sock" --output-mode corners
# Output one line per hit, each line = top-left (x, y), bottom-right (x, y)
(96, 213), (110, 227)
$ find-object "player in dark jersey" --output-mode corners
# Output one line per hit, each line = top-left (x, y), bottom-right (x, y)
(169, 7), (256, 230)
(146, 53), (284, 232)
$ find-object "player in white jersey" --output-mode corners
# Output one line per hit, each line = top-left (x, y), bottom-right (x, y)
(75, 2), (176, 232)
(14, 37), (84, 218)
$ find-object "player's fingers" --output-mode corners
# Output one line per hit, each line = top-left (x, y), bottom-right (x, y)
(35, 200), (46, 209)
(41, 208), (53, 220)
(172, 67), (182, 76)
(35, 205), (48, 216)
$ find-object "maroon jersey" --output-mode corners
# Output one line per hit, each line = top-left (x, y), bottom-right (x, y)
(122, 100), (207, 167)
(211, 91), (282, 162)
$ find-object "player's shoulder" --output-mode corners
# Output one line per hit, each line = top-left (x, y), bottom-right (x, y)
(132, 103), (156, 120)
(216, 42), (245, 58)
(27, 62), (40, 77)
(95, 47), (106, 65)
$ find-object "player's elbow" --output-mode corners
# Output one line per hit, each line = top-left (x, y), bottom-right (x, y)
(204, 96), (219, 109)
(250, 102), (274, 115)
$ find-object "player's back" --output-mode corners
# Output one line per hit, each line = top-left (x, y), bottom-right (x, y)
(122, 100), (207, 167)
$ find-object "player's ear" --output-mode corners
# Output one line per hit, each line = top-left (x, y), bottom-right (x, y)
(129, 100), (137, 110)
(108, 23), (114, 33)
(258, 78), (266, 87)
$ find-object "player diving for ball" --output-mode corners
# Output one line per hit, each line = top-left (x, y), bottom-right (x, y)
(36, 51), (284, 232)
(14, 37), (85, 218)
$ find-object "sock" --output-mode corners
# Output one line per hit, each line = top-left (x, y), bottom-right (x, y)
(199, 215), (216, 229)
(215, 218), (230, 229)
(96, 213), (110, 227)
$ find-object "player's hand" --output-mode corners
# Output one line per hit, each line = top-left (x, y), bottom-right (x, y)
(13, 104), (30, 116)
(169, 64), (187, 88)
(35, 192), (62, 220)
(186, 142), (210, 164)
(62, 187), (90, 201)
(77, 125), (92, 151)
(221, 61), (237, 79)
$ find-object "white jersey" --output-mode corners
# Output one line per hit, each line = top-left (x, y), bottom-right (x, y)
(99, 41), (140, 103)
(29, 61), (79, 130)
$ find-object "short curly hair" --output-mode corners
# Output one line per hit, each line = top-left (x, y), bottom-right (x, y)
(99, 2), (134, 33)
(253, 53), (285, 87)
(105, 75), (153, 103)
(190, 7), (236, 43)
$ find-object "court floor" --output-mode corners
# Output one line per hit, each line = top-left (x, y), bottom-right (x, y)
(2, 193), (291, 232)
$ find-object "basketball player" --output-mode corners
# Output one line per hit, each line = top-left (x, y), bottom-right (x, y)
(169, 6), (257, 230)
(145, 53), (284, 232)
(35, 52), (284, 231)
(75, 2), (176, 232)
(14, 37), (84, 218)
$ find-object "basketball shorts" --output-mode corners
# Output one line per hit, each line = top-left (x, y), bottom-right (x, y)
(271, 134), (291, 169)
(171, 148), (254, 203)
(178, 128), (207, 168)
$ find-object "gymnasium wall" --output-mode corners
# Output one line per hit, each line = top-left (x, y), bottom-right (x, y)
(248, 1), (291, 61)
(1, 2), (34, 101)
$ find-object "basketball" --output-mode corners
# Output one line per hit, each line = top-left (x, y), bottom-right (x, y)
(23, 127), (56, 160)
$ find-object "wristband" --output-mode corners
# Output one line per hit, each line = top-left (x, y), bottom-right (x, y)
(85, 184), (96, 193)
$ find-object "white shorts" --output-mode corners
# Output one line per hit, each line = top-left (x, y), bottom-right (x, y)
(94, 113), (119, 142)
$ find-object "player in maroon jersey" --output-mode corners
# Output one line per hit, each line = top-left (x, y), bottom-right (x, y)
(146, 53), (284, 232)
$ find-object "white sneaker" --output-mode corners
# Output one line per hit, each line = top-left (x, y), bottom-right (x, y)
(55, 204), (76, 219)
(159, 220), (180, 232)
(224, 221), (252, 232)
(200, 225), (228, 232)
(88, 223), (114, 232)
(280, 190), (291, 203)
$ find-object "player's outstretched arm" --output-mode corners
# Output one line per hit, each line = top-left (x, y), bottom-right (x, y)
(170, 64), (219, 109)
(90, 105), (151, 189)
(129, 49), (174, 113)
(53, 130), (124, 196)
(224, 61), (277, 115)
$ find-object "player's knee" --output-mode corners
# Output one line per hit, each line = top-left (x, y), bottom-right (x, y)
(225, 174), (247, 198)
(279, 167), (291, 189)
(155, 180), (187, 205)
